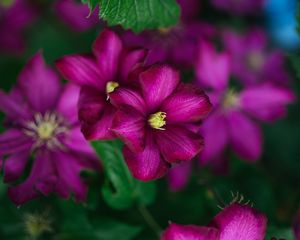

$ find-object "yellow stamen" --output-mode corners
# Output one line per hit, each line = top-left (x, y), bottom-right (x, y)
(24, 213), (52, 239)
(106, 81), (119, 94)
(148, 112), (167, 130)
(247, 52), (264, 71)
(223, 89), (239, 109)
(37, 122), (56, 140)
(158, 28), (172, 35)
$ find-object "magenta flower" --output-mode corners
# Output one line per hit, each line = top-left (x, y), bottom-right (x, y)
(223, 28), (290, 86)
(56, 29), (148, 140)
(211, 0), (265, 15)
(0, 0), (38, 55)
(53, 0), (99, 32)
(196, 40), (295, 171)
(0, 53), (99, 205)
(110, 64), (212, 181)
(162, 203), (267, 240)
(176, 0), (201, 22)
(167, 161), (192, 192)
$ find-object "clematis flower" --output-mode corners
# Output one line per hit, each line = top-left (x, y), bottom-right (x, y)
(210, 0), (265, 15)
(55, 29), (148, 140)
(53, 0), (99, 32)
(0, 52), (99, 205)
(121, 0), (214, 68)
(0, 0), (38, 55)
(196, 40), (295, 171)
(162, 203), (267, 240)
(223, 28), (290, 86)
(110, 64), (212, 181)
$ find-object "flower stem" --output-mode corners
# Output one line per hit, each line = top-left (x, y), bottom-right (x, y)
(138, 205), (161, 237)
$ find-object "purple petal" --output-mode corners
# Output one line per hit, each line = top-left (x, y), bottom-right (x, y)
(53, 0), (98, 32)
(240, 85), (296, 122)
(123, 132), (170, 181)
(200, 113), (229, 165)
(78, 86), (106, 124)
(161, 84), (212, 123)
(156, 126), (204, 163)
(162, 223), (219, 240)
(0, 89), (30, 121)
(227, 111), (262, 161)
(210, 204), (267, 240)
(120, 48), (148, 82)
(81, 105), (116, 140)
(112, 109), (146, 152)
(3, 150), (30, 183)
(92, 29), (123, 81)
(55, 54), (105, 90)
(177, 0), (201, 22)
(0, 129), (32, 155)
(196, 40), (230, 90)
(167, 161), (192, 192)
(110, 88), (146, 115)
(8, 150), (57, 205)
(53, 151), (88, 202)
(18, 52), (62, 113)
(139, 65), (180, 112)
(57, 84), (80, 124)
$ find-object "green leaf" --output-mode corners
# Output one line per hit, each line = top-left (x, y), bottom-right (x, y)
(83, 0), (180, 32)
(81, 0), (98, 12)
(92, 140), (156, 210)
(265, 226), (295, 240)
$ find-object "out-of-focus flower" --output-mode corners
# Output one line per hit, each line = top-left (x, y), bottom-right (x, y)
(0, 52), (99, 205)
(0, 0), (38, 55)
(167, 161), (192, 192)
(293, 207), (300, 240)
(56, 29), (148, 140)
(196, 40), (295, 172)
(110, 64), (212, 181)
(264, 0), (300, 50)
(211, 0), (265, 15)
(162, 203), (267, 240)
(53, 0), (99, 32)
(223, 28), (290, 86)
(121, 0), (214, 68)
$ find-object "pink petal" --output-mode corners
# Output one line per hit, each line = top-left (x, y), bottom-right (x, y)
(227, 111), (262, 161)
(57, 84), (80, 124)
(162, 223), (219, 240)
(210, 204), (267, 240)
(92, 29), (123, 81)
(139, 65), (180, 112)
(240, 85), (296, 122)
(112, 109), (146, 152)
(161, 84), (212, 123)
(8, 150), (57, 205)
(81, 105), (116, 140)
(110, 87), (146, 115)
(18, 52), (62, 113)
(78, 86), (106, 124)
(0, 89), (30, 120)
(55, 54), (105, 90)
(156, 126), (204, 163)
(0, 129), (32, 155)
(200, 113), (229, 165)
(120, 48), (148, 82)
(3, 150), (29, 183)
(123, 132), (170, 181)
(53, 151), (88, 202)
(196, 40), (230, 90)
(167, 161), (192, 192)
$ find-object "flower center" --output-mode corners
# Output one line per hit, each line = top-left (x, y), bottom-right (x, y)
(222, 89), (239, 109)
(148, 112), (167, 130)
(106, 81), (119, 94)
(24, 112), (67, 150)
(158, 27), (172, 35)
(247, 52), (264, 71)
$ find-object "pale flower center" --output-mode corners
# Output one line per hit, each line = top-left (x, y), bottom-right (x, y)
(247, 52), (264, 71)
(106, 81), (119, 94)
(148, 112), (167, 130)
(24, 112), (67, 150)
(223, 89), (239, 109)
